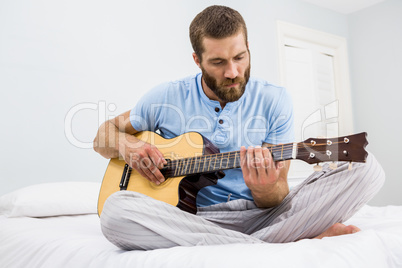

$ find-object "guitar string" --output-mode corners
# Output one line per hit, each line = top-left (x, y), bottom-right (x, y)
(162, 140), (349, 168)
(161, 146), (354, 175)
(163, 141), (350, 168)
(163, 152), (344, 172)
(161, 153), (352, 177)
(161, 150), (339, 177)
(167, 142), (349, 163)
(161, 152), (354, 176)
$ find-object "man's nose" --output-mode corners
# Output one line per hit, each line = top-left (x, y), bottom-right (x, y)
(224, 61), (239, 79)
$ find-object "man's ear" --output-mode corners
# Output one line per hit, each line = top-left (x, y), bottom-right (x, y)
(192, 52), (201, 68)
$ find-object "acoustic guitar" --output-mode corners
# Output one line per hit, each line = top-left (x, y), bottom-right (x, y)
(97, 131), (368, 215)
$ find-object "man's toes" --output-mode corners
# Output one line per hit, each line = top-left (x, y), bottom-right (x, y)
(314, 223), (361, 239)
(345, 224), (361, 234)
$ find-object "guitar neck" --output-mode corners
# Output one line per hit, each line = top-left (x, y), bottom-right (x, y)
(162, 143), (296, 178)
(161, 131), (369, 178)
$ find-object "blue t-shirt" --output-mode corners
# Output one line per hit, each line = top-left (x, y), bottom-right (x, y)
(130, 73), (294, 207)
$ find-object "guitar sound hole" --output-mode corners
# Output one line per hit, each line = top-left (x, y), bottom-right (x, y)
(160, 159), (172, 179)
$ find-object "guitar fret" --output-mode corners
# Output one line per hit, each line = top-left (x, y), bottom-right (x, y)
(195, 156), (199, 173)
(197, 155), (204, 173)
(193, 157), (197, 173)
(188, 157), (195, 173)
(189, 157), (194, 174)
(271, 144), (293, 162)
(180, 158), (185, 175)
(186, 158), (191, 174)
(208, 155), (213, 172)
(201, 155), (205, 173)
(177, 159), (184, 176)
(196, 155), (201, 173)
(272, 145), (279, 161)
(204, 156), (208, 172)
(173, 160), (178, 177)
(180, 159), (185, 175)
(175, 159), (180, 176)
(190, 158), (194, 173)
(183, 158), (190, 175)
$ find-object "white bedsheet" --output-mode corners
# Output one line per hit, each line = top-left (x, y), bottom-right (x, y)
(1, 205), (402, 268)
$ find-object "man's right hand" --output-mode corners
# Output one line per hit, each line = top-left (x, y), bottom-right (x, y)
(93, 110), (167, 185)
(119, 133), (167, 185)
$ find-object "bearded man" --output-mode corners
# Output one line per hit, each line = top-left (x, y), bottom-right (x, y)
(93, 5), (384, 250)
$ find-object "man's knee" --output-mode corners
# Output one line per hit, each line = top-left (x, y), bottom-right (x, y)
(99, 191), (182, 250)
(352, 152), (385, 198)
(99, 191), (151, 250)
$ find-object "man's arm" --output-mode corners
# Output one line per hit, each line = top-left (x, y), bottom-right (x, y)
(93, 110), (167, 185)
(240, 144), (290, 208)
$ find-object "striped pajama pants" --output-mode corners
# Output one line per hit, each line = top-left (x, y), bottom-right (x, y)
(100, 153), (385, 250)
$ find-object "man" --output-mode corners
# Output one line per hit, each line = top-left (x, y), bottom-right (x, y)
(93, 5), (384, 250)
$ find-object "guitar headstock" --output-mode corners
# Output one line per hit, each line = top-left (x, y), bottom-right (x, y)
(295, 132), (368, 165)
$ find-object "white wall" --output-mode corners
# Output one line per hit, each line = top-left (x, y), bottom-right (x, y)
(2, 0), (397, 206)
(348, 0), (402, 206)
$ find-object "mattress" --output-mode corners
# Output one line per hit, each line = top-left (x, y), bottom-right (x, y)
(1, 182), (401, 268)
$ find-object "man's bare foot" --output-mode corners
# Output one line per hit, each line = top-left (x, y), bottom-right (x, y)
(314, 223), (361, 239)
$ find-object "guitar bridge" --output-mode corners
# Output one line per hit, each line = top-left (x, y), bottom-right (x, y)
(119, 164), (132, 190)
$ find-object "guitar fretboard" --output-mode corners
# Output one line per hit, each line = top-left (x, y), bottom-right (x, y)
(162, 144), (296, 178)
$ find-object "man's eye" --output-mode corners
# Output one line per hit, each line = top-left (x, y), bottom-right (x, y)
(235, 56), (244, 61)
(212, 61), (223, 65)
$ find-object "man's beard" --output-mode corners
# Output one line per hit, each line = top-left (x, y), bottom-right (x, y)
(201, 63), (251, 103)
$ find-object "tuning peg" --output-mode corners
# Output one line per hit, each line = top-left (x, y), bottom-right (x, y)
(313, 164), (322, 172)
(329, 162), (338, 170)
(348, 162), (353, 170)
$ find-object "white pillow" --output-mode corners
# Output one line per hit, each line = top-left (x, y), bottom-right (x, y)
(0, 182), (101, 218)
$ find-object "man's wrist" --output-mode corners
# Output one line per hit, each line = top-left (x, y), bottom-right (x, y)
(251, 181), (289, 208)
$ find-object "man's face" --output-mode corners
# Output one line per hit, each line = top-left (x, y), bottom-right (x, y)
(197, 32), (251, 103)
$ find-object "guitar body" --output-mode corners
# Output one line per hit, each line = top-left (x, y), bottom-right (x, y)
(97, 131), (223, 216)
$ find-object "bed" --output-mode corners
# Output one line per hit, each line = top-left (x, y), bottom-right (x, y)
(1, 181), (401, 268)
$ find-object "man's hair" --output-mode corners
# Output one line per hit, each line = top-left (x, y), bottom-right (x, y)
(189, 5), (248, 61)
